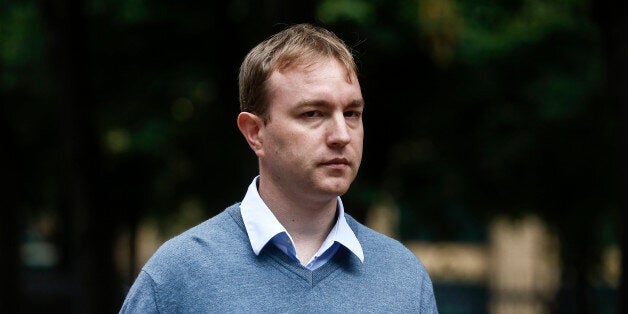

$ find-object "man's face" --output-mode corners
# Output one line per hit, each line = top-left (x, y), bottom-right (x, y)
(258, 58), (364, 203)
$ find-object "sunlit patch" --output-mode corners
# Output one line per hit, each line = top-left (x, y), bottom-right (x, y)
(105, 128), (131, 154)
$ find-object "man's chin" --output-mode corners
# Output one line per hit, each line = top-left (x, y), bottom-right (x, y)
(317, 179), (352, 196)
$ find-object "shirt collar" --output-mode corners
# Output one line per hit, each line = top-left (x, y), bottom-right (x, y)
(240, 176), (364, 262)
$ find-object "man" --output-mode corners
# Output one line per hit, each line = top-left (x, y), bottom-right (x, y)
(121, 24), (438, 313)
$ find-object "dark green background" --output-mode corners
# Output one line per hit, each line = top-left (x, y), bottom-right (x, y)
(2, 0), (626, 313)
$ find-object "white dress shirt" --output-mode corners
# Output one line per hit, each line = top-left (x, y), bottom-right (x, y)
(240, 177), (364, 270)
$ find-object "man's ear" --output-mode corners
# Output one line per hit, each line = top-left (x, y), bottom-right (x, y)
(237, 112), (265, 157)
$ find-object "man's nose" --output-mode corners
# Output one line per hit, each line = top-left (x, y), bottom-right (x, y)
(327, 113), (351, 147)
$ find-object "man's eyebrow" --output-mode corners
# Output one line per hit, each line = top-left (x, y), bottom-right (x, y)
(347, 99), (365, 108)
(294, 100), (328, 108)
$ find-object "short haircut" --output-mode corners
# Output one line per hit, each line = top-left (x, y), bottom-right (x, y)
(238, 24), (357, 121)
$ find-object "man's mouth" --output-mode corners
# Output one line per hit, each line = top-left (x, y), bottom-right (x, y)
(320, 158), (351, 168)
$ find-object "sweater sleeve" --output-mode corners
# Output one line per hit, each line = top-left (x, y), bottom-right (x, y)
(119, 270), (160, 314)
(420, 273), (439, 314)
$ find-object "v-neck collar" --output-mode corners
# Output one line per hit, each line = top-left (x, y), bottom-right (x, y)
(229, 204), (362, 286)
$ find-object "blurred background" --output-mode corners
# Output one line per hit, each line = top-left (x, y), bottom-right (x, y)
(1, 0), (625, 313)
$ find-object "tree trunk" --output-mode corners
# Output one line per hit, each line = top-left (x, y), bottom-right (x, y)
(593, 1), (628, 313)
(39, 0), (117, 312)
(0, 103), (23, 313)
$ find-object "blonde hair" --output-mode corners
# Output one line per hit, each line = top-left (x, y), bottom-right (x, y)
(238, 24), (357, 121)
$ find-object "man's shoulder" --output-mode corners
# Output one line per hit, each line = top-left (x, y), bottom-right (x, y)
(343, 214), (437, 312)
(141, 203), (246, 280)
(162, 203), (242, 247)
(177, 203), (243, 241)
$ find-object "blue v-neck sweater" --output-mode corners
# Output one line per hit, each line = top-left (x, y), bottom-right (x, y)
(120, 204), (438, 313)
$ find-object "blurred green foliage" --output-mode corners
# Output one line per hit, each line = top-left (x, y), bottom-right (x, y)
(1, 0), (619, 312)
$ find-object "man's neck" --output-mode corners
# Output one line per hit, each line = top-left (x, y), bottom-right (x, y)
(257, 177), (338, 265)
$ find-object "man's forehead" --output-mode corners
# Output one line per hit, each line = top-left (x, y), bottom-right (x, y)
(274, 57), (357, 82)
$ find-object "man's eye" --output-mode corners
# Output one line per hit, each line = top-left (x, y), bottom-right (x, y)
(344, 111), (362, 118)
(303, 111), (322, 118)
